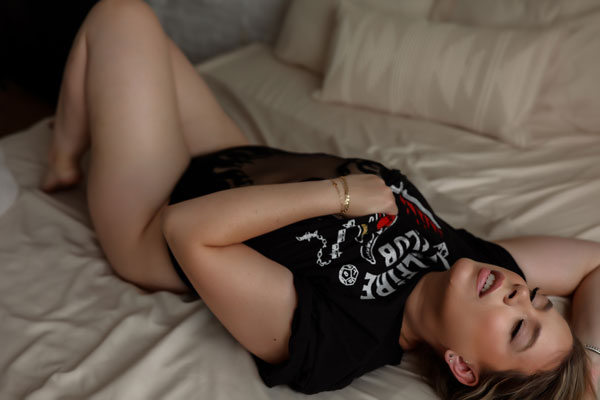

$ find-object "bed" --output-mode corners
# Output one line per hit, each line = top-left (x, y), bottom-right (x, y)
(2, 0), (600, 399)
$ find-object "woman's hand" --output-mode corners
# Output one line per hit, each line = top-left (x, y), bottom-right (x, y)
(333, 174), (398, 218)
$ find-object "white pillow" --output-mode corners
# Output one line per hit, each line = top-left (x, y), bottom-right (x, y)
(430, 1), (600, 140)
(274, 0), (434, 74)
(314, 1), (561, 147)
(527, 10), (600, 138)
(431, 0), (600, 28)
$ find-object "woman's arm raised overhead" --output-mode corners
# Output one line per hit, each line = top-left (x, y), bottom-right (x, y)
(495, 236), (600, 297)
(572, 262), (600, 398)
(495, 236), (600, 394)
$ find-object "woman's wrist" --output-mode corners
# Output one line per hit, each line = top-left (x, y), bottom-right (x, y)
(330, 176), (350, 216)
(587, 346), (600, 370)
(586, 345), (600, 357)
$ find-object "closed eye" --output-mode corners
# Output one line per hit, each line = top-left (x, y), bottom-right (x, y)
(530, 287), (539, 301)
(511, 287), (539, 341)
(511, 319), (523, 340)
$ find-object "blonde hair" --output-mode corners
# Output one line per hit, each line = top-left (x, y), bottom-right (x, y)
(415, 334), (595, 400)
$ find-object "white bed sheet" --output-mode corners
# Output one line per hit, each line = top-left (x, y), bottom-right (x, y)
(3, 125), (430, 400)
(0, 148), (18, 217)
(1, 42), (596, 400)
(198, 43), (600, 243)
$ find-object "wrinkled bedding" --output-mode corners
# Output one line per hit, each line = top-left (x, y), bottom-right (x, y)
(1, 43), (596, 399)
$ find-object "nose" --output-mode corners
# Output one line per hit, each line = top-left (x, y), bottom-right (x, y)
(503, 284), (529, 306)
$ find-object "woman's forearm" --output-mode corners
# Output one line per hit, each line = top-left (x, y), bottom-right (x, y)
(571, 264), (600, 390)
(572, 264), (600, 346)
(162, 180), (340, 247)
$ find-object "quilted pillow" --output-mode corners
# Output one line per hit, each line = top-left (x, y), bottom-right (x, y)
(314, 1), (562, 147)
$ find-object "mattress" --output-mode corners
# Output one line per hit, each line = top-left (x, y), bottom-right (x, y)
(0, 42), (596, 399)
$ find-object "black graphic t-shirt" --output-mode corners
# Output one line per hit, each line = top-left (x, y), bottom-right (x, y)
(169, 146), (524, 394)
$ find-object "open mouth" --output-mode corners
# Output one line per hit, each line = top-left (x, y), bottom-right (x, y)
(477, 268), (504, 297)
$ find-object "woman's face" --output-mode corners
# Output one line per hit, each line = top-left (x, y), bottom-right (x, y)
(439, 258), (573, 375)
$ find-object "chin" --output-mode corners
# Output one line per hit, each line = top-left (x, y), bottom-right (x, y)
(449, 258), (477, 285)
(443, 258), (480, 310)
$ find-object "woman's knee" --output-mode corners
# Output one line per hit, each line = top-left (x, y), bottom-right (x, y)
(83, 0), (163, 42)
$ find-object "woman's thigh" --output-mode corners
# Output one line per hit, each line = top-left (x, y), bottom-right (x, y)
(80, 0), (192, 290)
(167, 38), (249, 157)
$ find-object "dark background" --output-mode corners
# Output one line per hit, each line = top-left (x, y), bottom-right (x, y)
(0, 0), (289, 138)
(3, 0), (594, 142)
(0, 0), (100, 136)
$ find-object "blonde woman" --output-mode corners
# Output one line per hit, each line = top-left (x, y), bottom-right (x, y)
(43, 0), (599, 398)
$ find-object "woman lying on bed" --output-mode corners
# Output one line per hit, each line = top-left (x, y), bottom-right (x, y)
(42, 0), (599, 399)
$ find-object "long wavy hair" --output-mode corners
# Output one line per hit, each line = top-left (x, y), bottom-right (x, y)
(414, 333), (595, 400)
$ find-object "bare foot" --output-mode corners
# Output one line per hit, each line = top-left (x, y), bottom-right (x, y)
(41, 152), (82, 193)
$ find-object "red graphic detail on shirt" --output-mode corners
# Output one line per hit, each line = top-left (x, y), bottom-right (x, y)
(398, 195), (443, 236)
(376, 214), (396, 230)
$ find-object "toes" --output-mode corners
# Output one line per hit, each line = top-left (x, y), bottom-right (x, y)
(42, 134), (84, 192)
(41, 166), (81, 193)
(41, 173), (59, 193)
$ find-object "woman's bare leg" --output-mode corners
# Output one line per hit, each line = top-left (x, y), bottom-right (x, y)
(42, 0), (296, 361)
(41, 23), (90, 192)
(42, 3), (247, 193)
(42, 0), (252, 292)
(167, 38), (247, 156)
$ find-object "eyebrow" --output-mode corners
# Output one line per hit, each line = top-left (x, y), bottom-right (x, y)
(519, 298), (553, 352)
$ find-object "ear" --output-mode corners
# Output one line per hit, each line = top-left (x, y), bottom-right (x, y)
(444, 350), (480, 386)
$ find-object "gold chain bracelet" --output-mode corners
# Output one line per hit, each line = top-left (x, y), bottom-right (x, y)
(339, 176), (350, 215)
(330, 177), (350, 215)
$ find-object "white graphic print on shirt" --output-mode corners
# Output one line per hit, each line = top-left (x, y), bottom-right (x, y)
(296, 180), (450, 300)
(338, 265), (359, 286)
